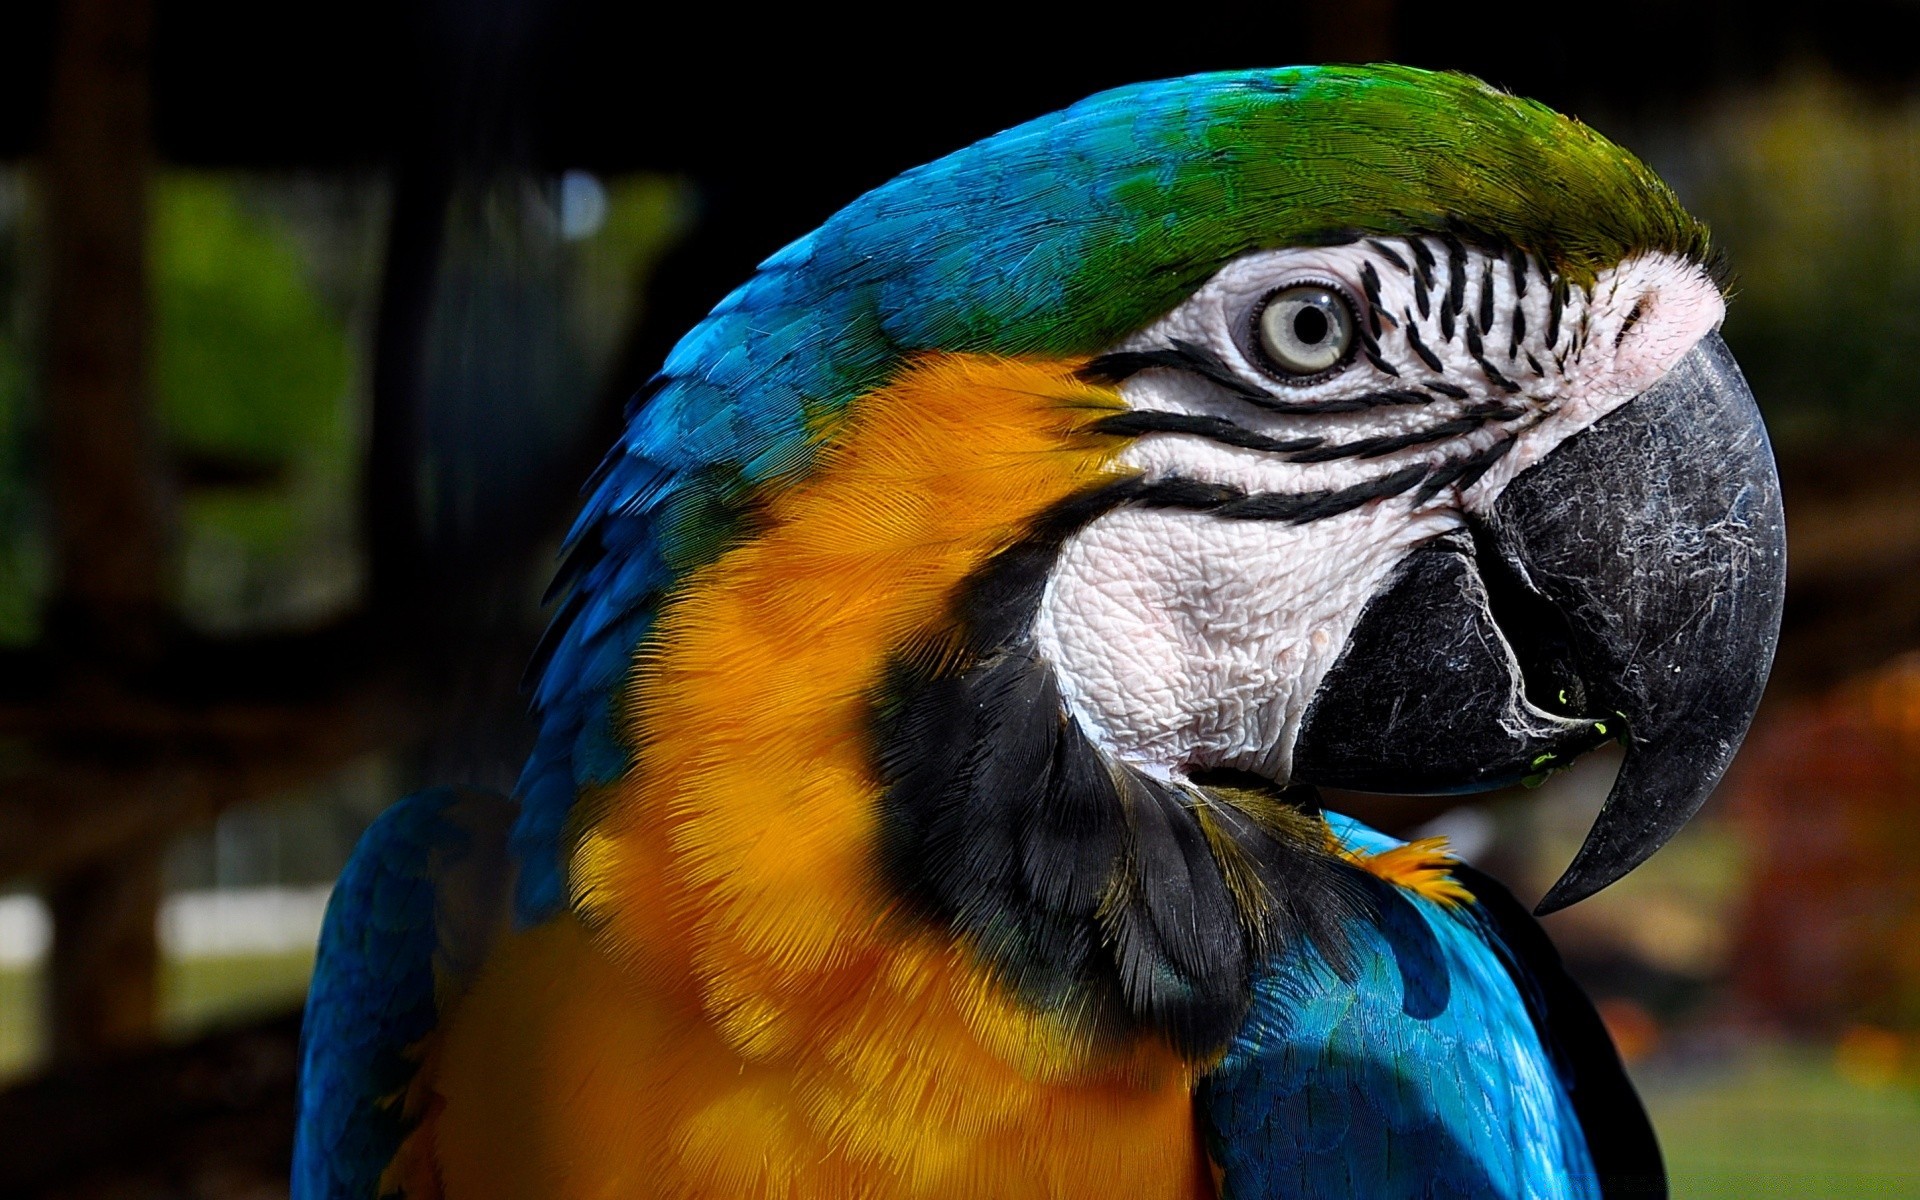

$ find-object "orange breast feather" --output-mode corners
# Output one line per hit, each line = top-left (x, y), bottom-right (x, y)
(429, 355), (1216, 1199)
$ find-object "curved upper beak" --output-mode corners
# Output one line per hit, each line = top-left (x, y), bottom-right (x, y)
(1293, 333), (1786, 914)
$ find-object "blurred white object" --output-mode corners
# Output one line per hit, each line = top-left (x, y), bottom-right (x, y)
(559, 170), (608, 240)
(0, 894), (50, 967)
(1413, 805), (1497, 863)
(0, 885), (332, 968)
(159, 885), (333, 957)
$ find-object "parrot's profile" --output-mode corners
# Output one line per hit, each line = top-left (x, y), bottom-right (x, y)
(294, 66), (1785, 1199)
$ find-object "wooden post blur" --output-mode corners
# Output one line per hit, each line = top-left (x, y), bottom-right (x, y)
(47, 852), (163, 1057)
(42, 0), (167, 1060)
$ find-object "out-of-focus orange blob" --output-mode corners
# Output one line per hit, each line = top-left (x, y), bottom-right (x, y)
(1596, 997), (1662, 1063)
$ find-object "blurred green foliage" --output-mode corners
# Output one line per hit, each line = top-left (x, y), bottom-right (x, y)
(0, 951), (315, 1079)
(1680, 74), (1920, 445)
(0, 172), (41, 644)
(0, 963), (29, 1076)
(0, 336), (39, 645)
(154, 176), (351, 474)
(0, 169), (375, 636)
(1640, 1048), (1920, 1197)
(160, 949), (316, 1034)
(0, 169), (695, 1082)
(155, 173), (371, 630)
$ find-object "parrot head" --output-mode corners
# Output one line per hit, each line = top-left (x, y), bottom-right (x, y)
(1040, 230), (1776, 918)
(538, 65), (1784, 1057)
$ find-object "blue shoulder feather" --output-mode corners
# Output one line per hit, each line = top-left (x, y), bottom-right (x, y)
(1199, 815), (1662, 1199)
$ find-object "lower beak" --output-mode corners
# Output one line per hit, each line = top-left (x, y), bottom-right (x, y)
(1293, 333), (1786, 913)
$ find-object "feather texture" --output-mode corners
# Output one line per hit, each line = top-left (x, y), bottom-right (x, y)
(876, 484), (1367, 1056)
(293, 788), (514, 1200)
(1201, 814), (1661, 1200)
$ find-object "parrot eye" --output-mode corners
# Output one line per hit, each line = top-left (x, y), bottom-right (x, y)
(1251, 283), (1357, 381)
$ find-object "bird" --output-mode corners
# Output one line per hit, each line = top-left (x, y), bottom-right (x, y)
(292, 65), (1786, 1199)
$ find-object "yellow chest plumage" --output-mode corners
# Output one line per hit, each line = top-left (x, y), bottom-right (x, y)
(430, 356), (1214, 1199)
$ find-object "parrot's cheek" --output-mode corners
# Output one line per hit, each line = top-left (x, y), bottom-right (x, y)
(1291, 332), (1786, 912)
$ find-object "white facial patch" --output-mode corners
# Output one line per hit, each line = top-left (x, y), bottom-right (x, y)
(1033, 498), (1456, 780)
(1034, 238), (1724, 782)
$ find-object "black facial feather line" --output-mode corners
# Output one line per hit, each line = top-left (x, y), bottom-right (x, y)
(1368, 239), (1411, 273)
(1442, 233), (1468, 327)
(1615, 297), (1646, 347)
(1277, 411), (1501, 464)
(1080, 340), (1271, 403)
(1094, 410), (1323, 454)
(1079, 344), (1437, 416)
(1356, 323), (1400, 377)
(1403, 318), (1446, 373)
(1136, 465), (1433, 523)
(1410, 238), (1437, 295)
(1360, 261), (1385, 317)
(1413, 435), (1518, 505)
(1465, 323), (1524, 395)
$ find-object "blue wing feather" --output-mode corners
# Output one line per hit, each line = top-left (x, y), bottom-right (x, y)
(1200, 815), (1660, 1199)
(292, 787), (514, 1200)
(1446, 859), (1666, 1195)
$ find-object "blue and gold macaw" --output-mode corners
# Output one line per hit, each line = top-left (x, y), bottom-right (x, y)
(294, 66), (1785, 1198)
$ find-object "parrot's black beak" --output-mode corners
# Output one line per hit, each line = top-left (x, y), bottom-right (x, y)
(1292, 332), (1786, 914)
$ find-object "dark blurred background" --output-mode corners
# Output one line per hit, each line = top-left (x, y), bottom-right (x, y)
(1, 1), (1919, 1195)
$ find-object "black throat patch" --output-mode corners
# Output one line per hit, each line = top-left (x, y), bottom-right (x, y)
(870, 481), (1367, 1057)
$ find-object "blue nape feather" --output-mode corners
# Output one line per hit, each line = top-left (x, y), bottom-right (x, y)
(1201, 815), (1659, 1199)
